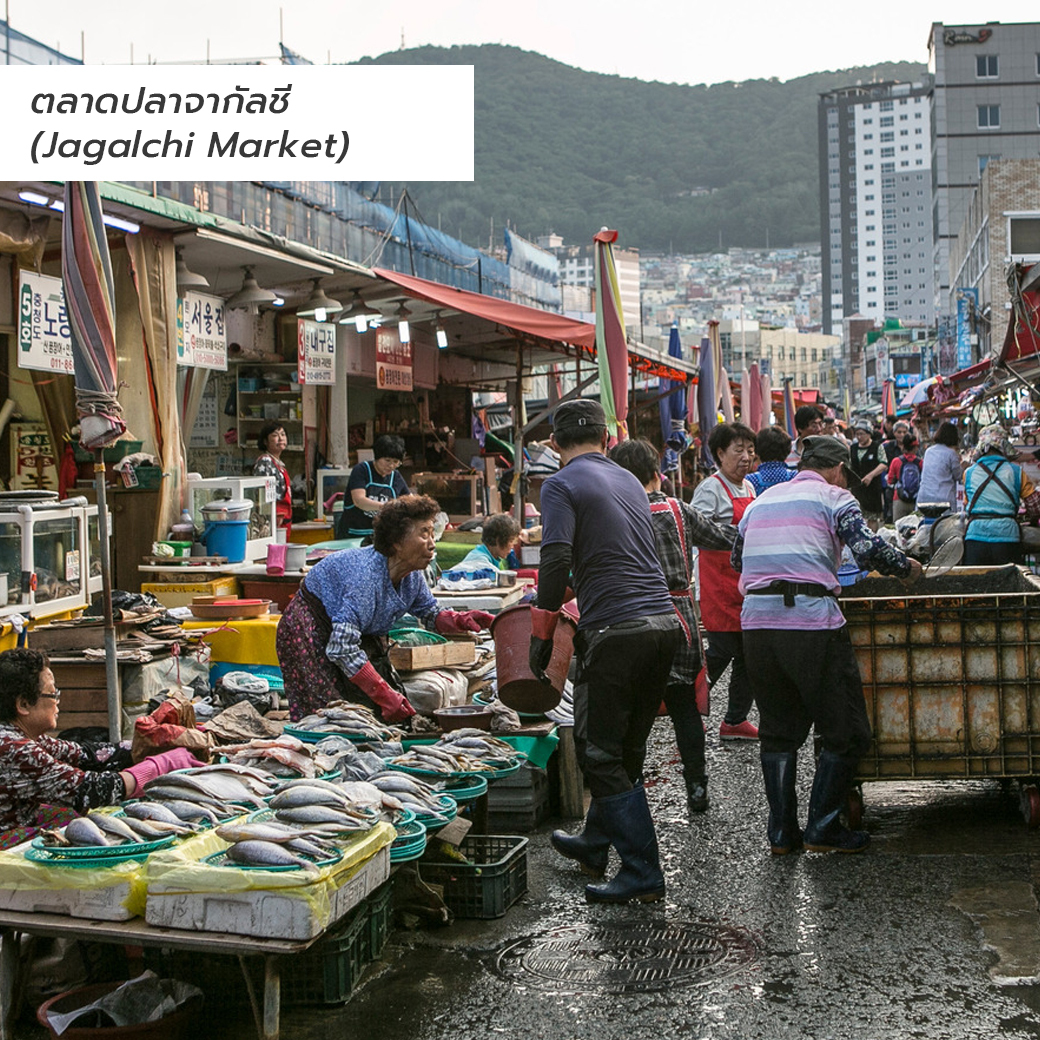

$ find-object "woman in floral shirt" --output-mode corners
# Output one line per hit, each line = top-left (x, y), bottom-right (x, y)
(0, 649), (201, 848)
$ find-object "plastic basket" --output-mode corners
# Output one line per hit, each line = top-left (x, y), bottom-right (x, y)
(73, 439), (143, 462)
(420, 835), (528, 919)
(282, 903), (370, 1006)
(134, 466), (165, 489)
(367, 881), (394, 959)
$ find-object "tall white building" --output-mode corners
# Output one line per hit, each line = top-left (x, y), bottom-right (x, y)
(930, 21), (1040, 317)
(819, 81), (934, 335)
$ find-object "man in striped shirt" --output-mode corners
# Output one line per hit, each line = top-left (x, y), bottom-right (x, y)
(731, 436), (922, 855)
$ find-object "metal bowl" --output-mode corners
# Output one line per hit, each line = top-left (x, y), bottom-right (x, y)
(434, 704), (494, 732)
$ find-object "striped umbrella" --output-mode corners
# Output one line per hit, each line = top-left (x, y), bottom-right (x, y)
(881, 378), (898, 418)
(782, 379), (797, 438)
(62, 181), (124, 741)
(593, 228), (629, 441)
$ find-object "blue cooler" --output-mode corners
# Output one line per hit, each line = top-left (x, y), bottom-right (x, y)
(201, 497), (252, 562)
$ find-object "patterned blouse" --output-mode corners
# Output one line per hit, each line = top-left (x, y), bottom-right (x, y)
(0, 723), (130, 831)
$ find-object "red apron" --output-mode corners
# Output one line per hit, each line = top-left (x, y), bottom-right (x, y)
(698, 474), (753, 633)
(273, 459), (292, 535)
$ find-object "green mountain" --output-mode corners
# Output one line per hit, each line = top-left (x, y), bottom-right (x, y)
(356, 45), (927, 253)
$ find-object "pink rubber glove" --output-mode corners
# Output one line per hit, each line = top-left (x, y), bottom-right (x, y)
(125, 747), (206, 790)
(350, 662), (416, 723)
(435, 609), (495, 635)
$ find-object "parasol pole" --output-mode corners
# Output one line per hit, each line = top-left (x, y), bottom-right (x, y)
(94, 452), (121, 742)
(514, 341), (525, 526)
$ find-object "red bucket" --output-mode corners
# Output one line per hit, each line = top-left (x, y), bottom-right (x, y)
(491, 603), (577, 713)
(37, 980), (201, 1040)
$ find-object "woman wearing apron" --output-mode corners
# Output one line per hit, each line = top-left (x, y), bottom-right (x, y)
(692, 422), (759, 741)
(337, 434), (410, 539)
(253, 421), (294, 536)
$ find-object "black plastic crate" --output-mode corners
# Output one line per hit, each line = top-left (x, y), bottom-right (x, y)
(282, 902), (369, 1006)
(420, 835), (528, 919)
(367, 880), (394, 959)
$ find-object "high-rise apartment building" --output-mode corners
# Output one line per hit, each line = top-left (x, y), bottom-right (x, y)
(819, 81), (934, 336)
(930, 21), (1040, 317)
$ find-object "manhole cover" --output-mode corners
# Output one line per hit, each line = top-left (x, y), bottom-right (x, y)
(493, 920), (758, 994)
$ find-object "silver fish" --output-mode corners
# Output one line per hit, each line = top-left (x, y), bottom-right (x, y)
(268, 787), (352, 810)
(121, 817), (192, 840)
(226, 840), (319, 873)
(123, 802), (193, 827)
(285, 836), (336, 859)
(64, 816), (115, 847)
(88, 813), (143, 844)
(275, 806), (374, 829)
(145, 798), (224, 824)
(216, 821), (315, 844)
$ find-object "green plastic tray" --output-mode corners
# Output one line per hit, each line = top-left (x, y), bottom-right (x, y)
(413, 793), (458, 830)
(30, 832), (176, 860)
(23, 845), (157, 868)
(444, 775), (488, 802)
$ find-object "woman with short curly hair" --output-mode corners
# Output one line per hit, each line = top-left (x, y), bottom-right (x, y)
(277, 495), (494, 723)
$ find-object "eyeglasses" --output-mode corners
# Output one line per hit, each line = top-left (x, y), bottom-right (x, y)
(40, 690), (61, 704)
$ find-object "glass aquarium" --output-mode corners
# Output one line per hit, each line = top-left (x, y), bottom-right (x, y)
(187, 476), (278, 561)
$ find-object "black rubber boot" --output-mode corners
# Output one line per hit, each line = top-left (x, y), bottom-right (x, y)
(686, 775), (709, 814)
(584, 786), (665, 904)
(804, 750), (869, 853)
(760, 751), (802, 855)
(551, 798), (610, 878)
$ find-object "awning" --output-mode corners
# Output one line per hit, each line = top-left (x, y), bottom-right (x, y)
(373, 267), (696, 383)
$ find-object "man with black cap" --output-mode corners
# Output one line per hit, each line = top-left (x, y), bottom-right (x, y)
(530, 398), (680, 904)
(731, 436), (922, 855)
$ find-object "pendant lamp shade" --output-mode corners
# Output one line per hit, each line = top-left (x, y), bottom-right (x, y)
(175, 247), (209, 291)
(226, 266), (277, 311)
(297, 278), (343, 320)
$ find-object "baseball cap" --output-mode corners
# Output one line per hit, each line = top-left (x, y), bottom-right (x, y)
(801, 435), (862, 488)
(552, 399), (607, 433)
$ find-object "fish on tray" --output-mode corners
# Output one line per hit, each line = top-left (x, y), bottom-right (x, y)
(225, 839), (320, 874)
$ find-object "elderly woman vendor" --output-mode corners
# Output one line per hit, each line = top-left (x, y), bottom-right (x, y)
(277, 495), (494, 723)
(0, 649), (202, 849)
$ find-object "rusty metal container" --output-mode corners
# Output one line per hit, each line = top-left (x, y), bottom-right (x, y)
(841, 564), (1040, 783)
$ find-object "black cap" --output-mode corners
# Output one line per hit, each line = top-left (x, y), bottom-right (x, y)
(552, 399), (607, 433)
(801, 435), (861, 489)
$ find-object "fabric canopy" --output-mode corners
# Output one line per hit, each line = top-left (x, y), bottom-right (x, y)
(373, 267), (694, 382)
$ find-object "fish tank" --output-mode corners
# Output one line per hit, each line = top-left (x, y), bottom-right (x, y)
(0, 494), (100, 618)
(316, 467), (354, 522)
(187, 476), (278, 561)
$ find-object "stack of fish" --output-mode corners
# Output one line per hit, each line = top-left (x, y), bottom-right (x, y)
(136, 764), (277, 824)
(291, 702), (403, 742)
(40, 810), (194, 848)
(212, 817), (342, 874)
(387, 740), (517, 776)
(364, 772), (456, 827)
(436, 730), (518, 760)
(214, 734), (337, 778)
(268, 778), (382, 835)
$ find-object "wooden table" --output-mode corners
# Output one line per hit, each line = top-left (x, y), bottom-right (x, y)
(0, 910), (321, 1040)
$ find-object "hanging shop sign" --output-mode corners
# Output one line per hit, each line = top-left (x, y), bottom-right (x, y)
(375, 327), (413, 392)
(17, 271), (73, 374)
(297, 319), (336, 385)
(177, 292), (227, 370)
(956, 288), (978, 371)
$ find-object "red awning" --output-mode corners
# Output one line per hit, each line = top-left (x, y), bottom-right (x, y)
(373, 267), (694, 382)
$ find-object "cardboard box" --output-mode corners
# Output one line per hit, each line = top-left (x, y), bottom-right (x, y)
(388, 641), (477, 671)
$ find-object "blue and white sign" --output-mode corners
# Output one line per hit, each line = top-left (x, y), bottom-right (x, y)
(956, 288), (978, 371)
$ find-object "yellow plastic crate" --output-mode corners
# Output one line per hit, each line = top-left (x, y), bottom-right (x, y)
(141, 575), (239, 608)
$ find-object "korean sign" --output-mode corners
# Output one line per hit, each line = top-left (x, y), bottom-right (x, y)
(18, 271), (73, 374)
(177, 291), (227, 370)
(375, 327), (413, 392)
(297, 319), (336, 385)
(956, 288), (978, 371)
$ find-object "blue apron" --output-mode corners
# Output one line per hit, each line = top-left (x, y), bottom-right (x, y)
(339, 461), (399, 537)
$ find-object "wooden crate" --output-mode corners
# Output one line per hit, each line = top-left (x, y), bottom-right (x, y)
(388, 641), (476, 672)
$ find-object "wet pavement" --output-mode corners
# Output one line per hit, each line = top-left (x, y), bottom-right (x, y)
(15, 689), (1040, 1039)
(240, 700), (1040, 1040)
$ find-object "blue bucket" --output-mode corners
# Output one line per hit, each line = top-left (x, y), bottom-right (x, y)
(203, 519), (249, 562)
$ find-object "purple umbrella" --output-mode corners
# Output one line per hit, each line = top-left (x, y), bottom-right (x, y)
(62, 181), (125, 740)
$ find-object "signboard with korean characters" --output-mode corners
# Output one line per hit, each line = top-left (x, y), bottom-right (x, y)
(375, 327), (413, 392)
(17, 271), (74, 374)
(297, 319), (336, 385)
(178, 291), (227, 370)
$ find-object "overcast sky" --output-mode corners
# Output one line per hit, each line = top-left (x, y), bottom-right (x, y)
(10, 1), (1031, 83)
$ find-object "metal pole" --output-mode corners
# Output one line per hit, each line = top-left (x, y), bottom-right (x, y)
(94, 452), (122, 742)
(514, 342), (524, 526)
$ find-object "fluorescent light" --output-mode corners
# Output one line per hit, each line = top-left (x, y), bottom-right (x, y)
(49, 200), (65, 212)
(18, 190), (49, 206)
(436, 326), (448, 349)
(314, 306), (327, 323)
(398, 320), (410, 344)
(272, 296), (285, 307)
(103, 215), (140, 234)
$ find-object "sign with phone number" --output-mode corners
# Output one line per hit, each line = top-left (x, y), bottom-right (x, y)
(18, 271), (74, 373)
(375, 327), (412, 392)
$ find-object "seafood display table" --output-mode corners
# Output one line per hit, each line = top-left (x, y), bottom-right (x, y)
(182, 616), (281, 668)
(0, 908), (320, 1040)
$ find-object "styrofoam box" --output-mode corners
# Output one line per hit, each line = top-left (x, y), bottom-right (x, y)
(145, 844), (390, 941)
(0, 842), (139, 921)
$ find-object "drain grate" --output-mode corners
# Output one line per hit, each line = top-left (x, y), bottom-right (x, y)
(493, 920), (758, 994)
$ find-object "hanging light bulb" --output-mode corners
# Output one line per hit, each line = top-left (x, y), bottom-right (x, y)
(225, 266), (277, 313)
(338, 290), (383, 332)
(296, 278), (343, 321)
(395, 301), (411, 344)
(433, 310), (448, 349)
(175, 247), (209, 292)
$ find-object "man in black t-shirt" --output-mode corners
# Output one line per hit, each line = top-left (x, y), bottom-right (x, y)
(530, 400), (680, 905)
(849, 420), (886, 528)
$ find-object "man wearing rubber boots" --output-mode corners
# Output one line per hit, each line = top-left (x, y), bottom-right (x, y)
(530, 399), (680, 903)
(732, 436), (922, 854)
